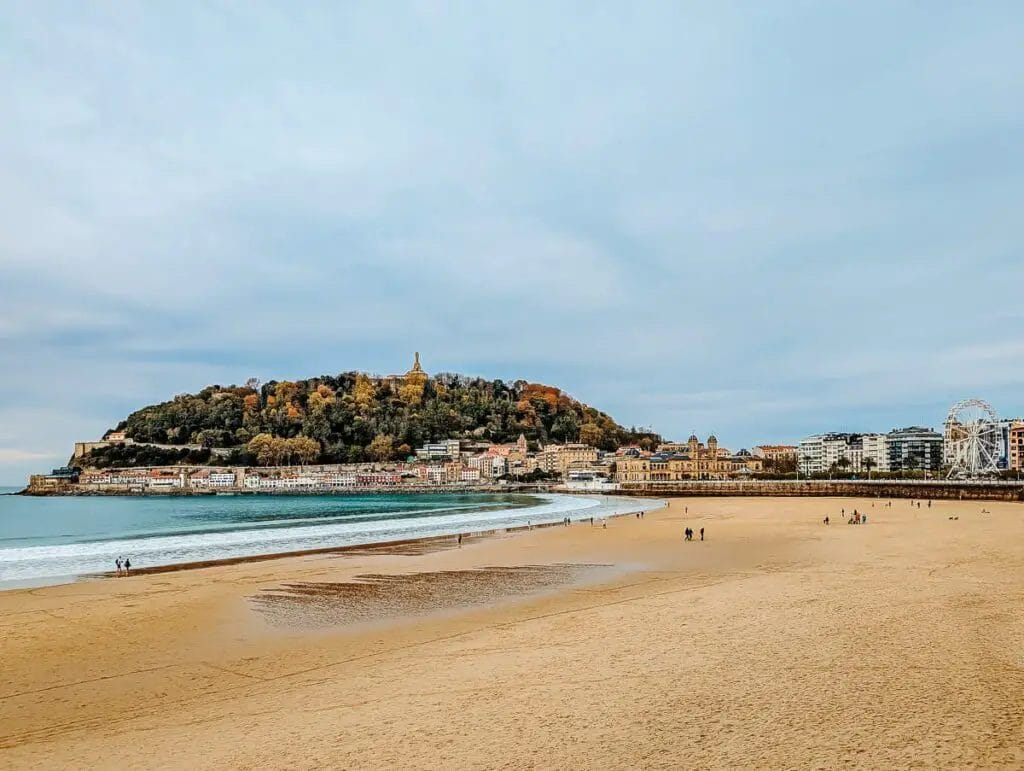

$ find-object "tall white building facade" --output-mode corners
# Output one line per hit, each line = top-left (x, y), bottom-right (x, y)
(799, 432), (894, 475)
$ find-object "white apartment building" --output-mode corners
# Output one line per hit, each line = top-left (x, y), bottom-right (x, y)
(799, 434), (870, 474)
(209, 472), (236, 487)
(798, 435), (826, 475)
(415, 440), (461, 461)
(860, 434), (889, 473)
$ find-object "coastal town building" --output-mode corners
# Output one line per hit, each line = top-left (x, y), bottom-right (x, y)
(617, 435), (763, 482)
(886, 426), (943, 471)
(538, 444), (599, 476)
(800, 428), (943, 475)
(1009, 421), (1024, 472)
(860, 434), (889, 473)
(752, 445), (798, 462)
(415, 440), (462, 461)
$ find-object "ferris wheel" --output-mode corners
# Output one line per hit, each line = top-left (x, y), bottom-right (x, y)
(944, 399), (1000, 478)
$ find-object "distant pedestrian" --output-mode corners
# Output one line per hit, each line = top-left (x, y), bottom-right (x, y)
(700, 527), (704, 541)
(824, 516), (829, 525)
(115, 557), (122, 577)
(458, 533), (463, 548)
(928, 500), (932, 508)
(862, 514), (867, 524)
(602, 520), (607, 529)
(124, 557), (131, 576)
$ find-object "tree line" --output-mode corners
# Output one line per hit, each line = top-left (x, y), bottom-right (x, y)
(81, 372), (659, 467)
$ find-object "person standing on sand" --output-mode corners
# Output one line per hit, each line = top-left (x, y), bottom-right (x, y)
(824, 516), (829, 525)
(115, 557), (122, 577)
(124, 557), (131, 576)
(458, 533), (463, 548)
(700, 527), (704, 541)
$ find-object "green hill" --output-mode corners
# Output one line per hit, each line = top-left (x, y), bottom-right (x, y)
(78, 361), (659, 468)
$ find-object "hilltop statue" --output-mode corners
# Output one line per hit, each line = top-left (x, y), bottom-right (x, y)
(399, 352), (428, 402)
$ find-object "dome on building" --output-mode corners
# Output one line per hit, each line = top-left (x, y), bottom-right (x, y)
(688, 433), (699, 443)
(707, 434), (718, 444)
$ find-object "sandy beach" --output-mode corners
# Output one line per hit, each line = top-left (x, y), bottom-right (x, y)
(1, 496), (1022, 769)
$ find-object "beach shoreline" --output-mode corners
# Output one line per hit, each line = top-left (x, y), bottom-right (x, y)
(90, 498), (662, 580)
(2, 495), (1021, 768)
(0, 493), (664, 591)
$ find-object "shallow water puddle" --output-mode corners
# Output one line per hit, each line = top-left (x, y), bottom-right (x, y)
(250, 563), (610, 628)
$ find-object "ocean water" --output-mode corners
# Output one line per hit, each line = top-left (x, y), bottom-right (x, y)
(0, 490), (655, 588)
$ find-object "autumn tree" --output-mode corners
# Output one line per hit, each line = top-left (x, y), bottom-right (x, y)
(288, 436), (321, 465)
(367, 433), (395, 462)
(353, 374), (376, 413)
(399, 381), (425, 405)
(248, 433), (278, 466)
(579, 422), (602, 447)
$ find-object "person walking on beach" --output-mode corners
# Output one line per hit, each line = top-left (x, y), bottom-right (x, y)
(457, 533), (463, 548)
(700, 527), (704, 541)
(115, 557), (122, 577)
(824, 516), (829, 525)
(124, 557), (131, 576)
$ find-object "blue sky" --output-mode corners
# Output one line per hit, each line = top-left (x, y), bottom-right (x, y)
(1, 3), (1023, 483)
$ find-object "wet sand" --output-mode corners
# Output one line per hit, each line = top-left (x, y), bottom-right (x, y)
(1, 497), (1022, 769)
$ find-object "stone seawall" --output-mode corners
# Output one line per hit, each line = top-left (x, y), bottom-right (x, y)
(20, 483), (555, 497)
(619, 480), (1024, 502)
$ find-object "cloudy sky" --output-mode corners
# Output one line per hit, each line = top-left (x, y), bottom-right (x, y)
(1, 2), (1023, 483)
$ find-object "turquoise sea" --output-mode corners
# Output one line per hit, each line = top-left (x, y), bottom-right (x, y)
(0, 489), (651, 588)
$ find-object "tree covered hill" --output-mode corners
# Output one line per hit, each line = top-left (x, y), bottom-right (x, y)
(80, 370), (659, 468)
